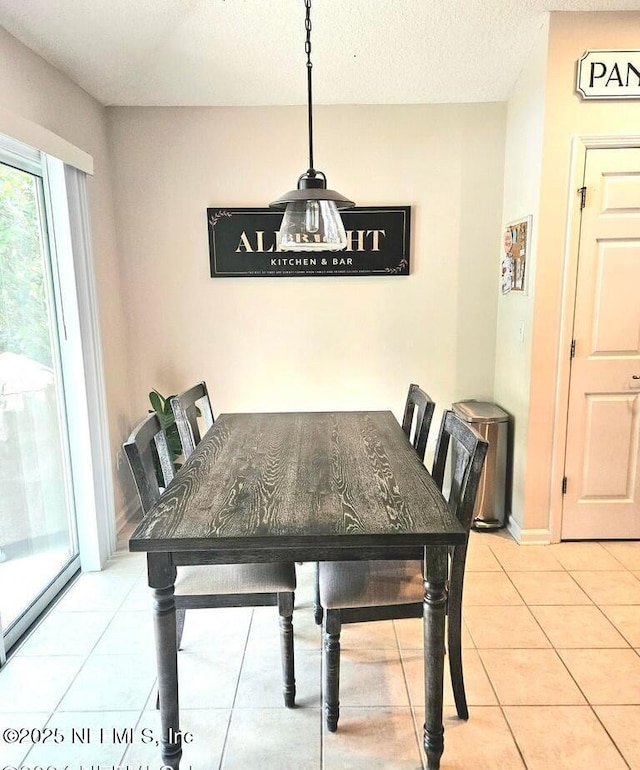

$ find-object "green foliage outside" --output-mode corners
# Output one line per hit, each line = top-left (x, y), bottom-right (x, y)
(0, 164), (52, 367)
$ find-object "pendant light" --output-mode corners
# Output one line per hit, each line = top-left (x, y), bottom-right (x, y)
(270, 0), (354, 252)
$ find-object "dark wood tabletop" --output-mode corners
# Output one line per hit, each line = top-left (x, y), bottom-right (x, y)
(129, 410), (464, 770)
(129, 410), (465, 555)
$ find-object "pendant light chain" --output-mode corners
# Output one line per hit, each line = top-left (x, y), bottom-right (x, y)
(305, 0), (315, 175)
(268, 0), (354, 241)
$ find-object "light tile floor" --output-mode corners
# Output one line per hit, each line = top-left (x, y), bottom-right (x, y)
(1, 530), (640, 769)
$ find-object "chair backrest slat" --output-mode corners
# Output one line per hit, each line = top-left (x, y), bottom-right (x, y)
(170, 381), (215, 459)
(431, 410), (488, 531)
(123, 412), (175, 514)
(401, 383), (435, 462)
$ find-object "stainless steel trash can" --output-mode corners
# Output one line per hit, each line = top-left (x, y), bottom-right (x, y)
(452, 400), (509, 530)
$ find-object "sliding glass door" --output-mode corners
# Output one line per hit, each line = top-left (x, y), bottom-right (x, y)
(0, 154), (80, 655)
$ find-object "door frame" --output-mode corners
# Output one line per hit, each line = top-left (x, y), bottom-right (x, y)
(0, 128), (114, 662)
(549, 134), (640, 543)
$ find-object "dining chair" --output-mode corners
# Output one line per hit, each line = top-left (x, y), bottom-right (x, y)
(318, 409), (488, 731)
(123, 411), (297, 708)
(401, 382), (436, 462)
(312, 383), (435, 626)
(169, 380), (215, 458)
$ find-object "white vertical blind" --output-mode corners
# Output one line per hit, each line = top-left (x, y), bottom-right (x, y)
(57, 163), (116, 566)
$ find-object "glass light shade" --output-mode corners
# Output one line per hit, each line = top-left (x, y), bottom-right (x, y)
(277, 199), (348, 252)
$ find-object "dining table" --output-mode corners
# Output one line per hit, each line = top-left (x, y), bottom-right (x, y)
(129, 410), (466, 770)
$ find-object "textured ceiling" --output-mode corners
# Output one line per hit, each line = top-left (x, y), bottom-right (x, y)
(1, 0), (639, 106)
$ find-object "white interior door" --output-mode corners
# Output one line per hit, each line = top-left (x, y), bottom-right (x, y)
(561, 147), (640, 539)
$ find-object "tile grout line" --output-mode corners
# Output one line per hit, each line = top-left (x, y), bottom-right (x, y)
(217, 606), (254, 769)
(392, 619), (430, 768)
(477, 539), (636, 767)
(468, 540), (530, 768)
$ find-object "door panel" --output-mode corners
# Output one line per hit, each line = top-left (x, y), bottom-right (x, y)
(562, 148), (640, 539)
(592, 244), (640, 353)
(580, 395), (637, 499)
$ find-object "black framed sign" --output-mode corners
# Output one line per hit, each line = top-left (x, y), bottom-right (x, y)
(207, 206), (411, 277)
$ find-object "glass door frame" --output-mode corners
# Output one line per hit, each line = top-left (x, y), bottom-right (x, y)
(0, 131), (114, 661)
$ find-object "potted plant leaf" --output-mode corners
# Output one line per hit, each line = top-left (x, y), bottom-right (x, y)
(148, 389), (183, 477)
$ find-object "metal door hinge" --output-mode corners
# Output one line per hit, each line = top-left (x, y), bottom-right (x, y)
(578, 186), (587, 209)
(570, 339), (576, 359)
(562, 477), (568, 494)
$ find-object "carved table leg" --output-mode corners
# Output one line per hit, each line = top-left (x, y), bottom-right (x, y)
(278, 591), (296, 708)
(313, 562), (324, 625)
(423, 545), (448, 770)
(323, 610), (341, 732)
(148, 553), (182, 770)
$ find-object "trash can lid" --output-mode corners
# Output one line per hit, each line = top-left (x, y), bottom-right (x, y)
(452, 400), (509, 423)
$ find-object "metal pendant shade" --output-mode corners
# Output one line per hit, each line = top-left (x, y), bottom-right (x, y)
(270, 0), (354, 252)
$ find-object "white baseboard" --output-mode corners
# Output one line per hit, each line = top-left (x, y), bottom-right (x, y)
(115, 498), (141, 540)
(507, 517), (552, 545)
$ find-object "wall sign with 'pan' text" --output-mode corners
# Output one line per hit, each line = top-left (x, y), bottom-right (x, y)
(207, 206), (410, 277)
(577, 50), (640, 99)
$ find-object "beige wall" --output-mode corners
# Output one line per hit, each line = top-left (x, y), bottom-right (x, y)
(0, 27), (130, 525)
(6, 10), (637, 544)
(494, 19), (549, 534)
(3, 10), (638, 545)
(524, 12), (640, 538)
(107, 103), (506, 468)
